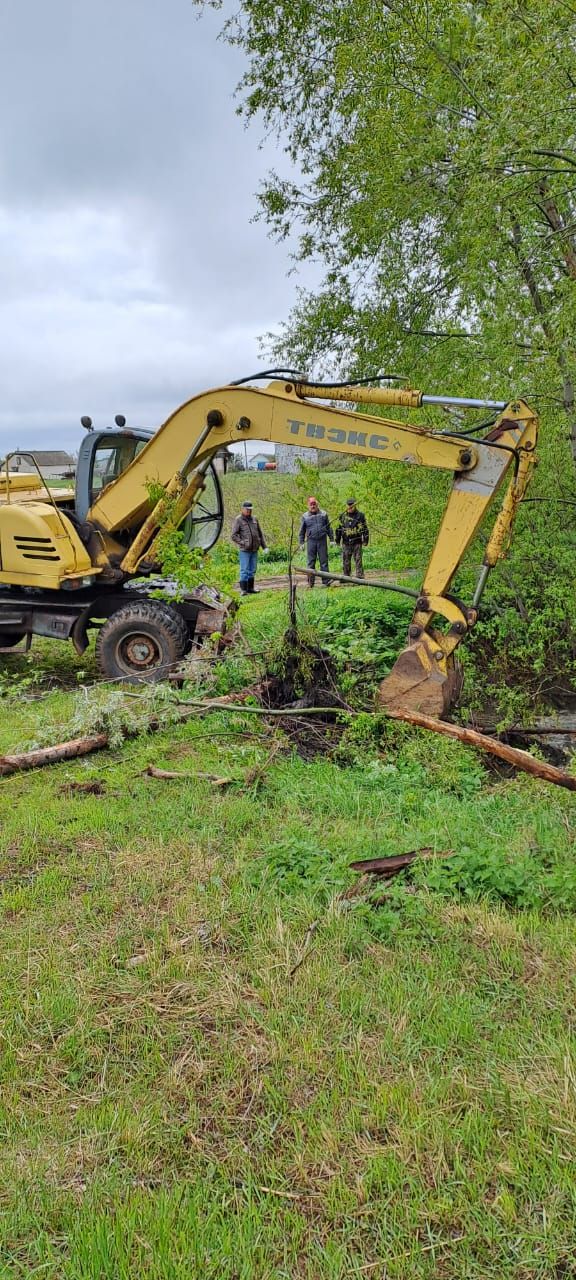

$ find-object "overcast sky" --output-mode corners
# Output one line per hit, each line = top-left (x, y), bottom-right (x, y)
(0, 0), (315, 455)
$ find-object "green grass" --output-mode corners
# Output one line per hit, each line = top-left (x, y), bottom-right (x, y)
(0, 591), (576, 1276)
(221, 470), (357, 546)
(218, 468), (414, 582)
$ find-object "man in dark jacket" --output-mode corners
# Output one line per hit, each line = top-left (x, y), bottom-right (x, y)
(335, 498), (369, 579)
(231, 501), (267, 595)
(298, 495), (334, 587)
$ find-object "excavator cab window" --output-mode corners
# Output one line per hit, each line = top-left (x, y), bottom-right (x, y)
(180, 463), (224, 551)
(76, 427), (224, 552)
(89, 437), (148, 502)
(76, 429), (152, 522)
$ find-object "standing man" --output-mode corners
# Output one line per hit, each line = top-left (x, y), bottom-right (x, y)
(231, 501), (267, 595)
(299, 495), (334, 587)
(335, 498), (369, 579)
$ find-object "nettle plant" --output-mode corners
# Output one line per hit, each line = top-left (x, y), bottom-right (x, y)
(145, 480), (235, 597)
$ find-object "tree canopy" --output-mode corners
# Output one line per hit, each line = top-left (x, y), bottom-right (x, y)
(198, 0), (576, 464)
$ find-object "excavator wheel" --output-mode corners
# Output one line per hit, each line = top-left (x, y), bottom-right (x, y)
(96, 601), (189, 683)
(0, 632), (27, 652)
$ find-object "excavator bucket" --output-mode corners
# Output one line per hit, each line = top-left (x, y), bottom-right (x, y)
(377, 639), (463, 719)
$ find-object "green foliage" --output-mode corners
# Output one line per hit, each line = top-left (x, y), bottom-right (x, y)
(462, 494), (576, 720)
(353, 457), (450, 572)
(198, 0), (576, 715)
(209, 0), (576, 419)
(422, 845), (576, 913)
(0, 659), (44, 701)
(252, 837), (351, 899)
(145, 481), (237, 597)
(34, 685), (181, 750)
(154, 527), (206, 592)
(307, 587), (412, 679)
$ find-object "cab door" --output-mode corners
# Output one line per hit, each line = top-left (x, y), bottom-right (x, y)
(75, 430), (152, 522)
(75, 430), (224, 551)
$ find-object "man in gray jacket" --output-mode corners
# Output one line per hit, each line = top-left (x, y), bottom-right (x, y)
(298, 495), (334, 587)
(231, 501), (267, 595)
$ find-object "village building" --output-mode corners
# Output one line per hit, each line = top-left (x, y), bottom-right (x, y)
(7, 450), (76, 478)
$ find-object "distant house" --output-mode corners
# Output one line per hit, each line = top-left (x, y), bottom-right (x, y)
(249, 451), (275, 470)
(8, 450), (76, 478)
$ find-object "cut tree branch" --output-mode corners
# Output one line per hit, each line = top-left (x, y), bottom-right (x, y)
(2, 701), (575, 792)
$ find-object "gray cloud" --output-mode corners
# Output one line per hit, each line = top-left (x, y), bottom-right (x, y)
(0, 0), (313, 453)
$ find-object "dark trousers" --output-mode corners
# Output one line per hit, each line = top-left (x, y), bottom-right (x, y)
(342, 541), (364, 579)
(305, 536), (329, 586)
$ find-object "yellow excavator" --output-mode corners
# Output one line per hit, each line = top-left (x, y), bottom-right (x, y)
(0, 376), (538, 715)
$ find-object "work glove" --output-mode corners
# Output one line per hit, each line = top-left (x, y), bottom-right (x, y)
(261, 547), (270, 555)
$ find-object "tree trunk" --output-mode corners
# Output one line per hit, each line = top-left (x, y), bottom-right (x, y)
(510, 218), (576, 462)
(385, 707), (576, 791)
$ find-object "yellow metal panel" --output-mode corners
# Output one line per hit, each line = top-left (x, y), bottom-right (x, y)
(89, 383), (476, 534)
(0, 472), (42, 493)
(421, 403), (537, 605)
(0, 504), (94, 589)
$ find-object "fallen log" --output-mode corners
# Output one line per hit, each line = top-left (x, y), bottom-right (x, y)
(350, 848), (454, 877)
(2, 696), (575, 792)
(0, 732), (111, 776)
(385, 708), (576, 792)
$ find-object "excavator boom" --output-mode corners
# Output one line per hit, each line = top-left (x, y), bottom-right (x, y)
(0, 377), (538, 709)
(86, 378), (537, 716)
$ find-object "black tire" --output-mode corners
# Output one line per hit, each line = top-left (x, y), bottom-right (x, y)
(0, 632), (26, 651)
(95, 601), (190, 682)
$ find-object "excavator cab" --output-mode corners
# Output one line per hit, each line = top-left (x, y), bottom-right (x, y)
(76, 427), (151, 520)
(75, 421), (224, 550)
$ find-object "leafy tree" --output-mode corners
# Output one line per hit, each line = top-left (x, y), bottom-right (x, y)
(196, 0), (576, 714)
(197, 0), (576, 460)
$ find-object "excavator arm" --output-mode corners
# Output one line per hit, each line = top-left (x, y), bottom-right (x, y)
(87, 379), (538, 716)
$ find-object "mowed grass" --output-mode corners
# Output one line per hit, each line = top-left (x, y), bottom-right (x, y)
(0, 593), (576, 1276)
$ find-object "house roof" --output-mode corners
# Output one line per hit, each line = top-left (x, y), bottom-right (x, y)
(16, 450), (74, 466)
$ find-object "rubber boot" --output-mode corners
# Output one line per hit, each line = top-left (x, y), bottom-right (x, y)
(248, 576), (258, 594)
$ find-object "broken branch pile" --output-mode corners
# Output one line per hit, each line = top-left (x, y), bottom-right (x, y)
(1, 695), (575, 791)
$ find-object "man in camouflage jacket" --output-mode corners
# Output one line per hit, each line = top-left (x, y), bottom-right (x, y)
(335, 498), (369, 579)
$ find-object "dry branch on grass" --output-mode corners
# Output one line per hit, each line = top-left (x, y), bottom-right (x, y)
(349, 848), (455, 877)
(144, 739), (284, 790)
(384, 708), (576, 792)
(289, 920), (320, 978)
(1, 693), (575, 792)
(144, 765), (233, 787)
